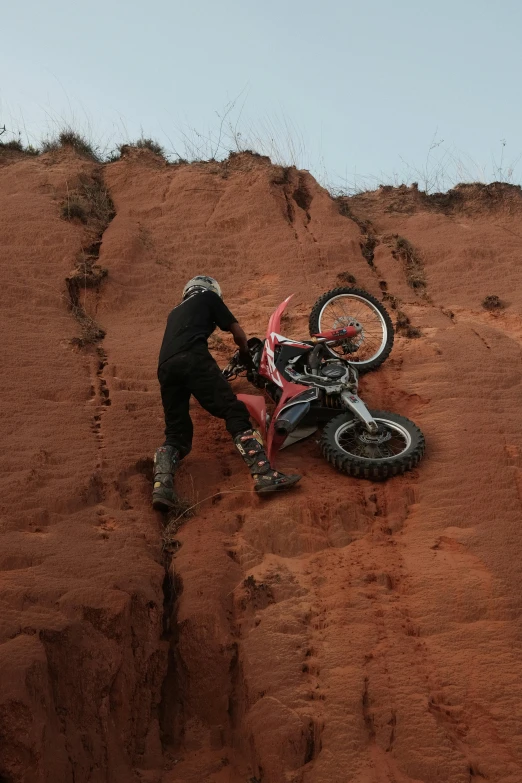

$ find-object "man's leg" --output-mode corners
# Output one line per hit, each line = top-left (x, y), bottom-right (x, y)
(160, 380), (193, 457)
(153, 359), (193, 511)
(189, 352), (301, 493)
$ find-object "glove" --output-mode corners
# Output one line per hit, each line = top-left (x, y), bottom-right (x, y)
(239, 350), (255, 370)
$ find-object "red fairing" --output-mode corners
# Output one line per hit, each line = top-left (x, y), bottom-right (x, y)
(237, 394), (267, 437)
(258, 295), (311, 459)
(313, 325), (359, 340)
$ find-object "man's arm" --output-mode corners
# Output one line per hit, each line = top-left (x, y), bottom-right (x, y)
(209, 293), (251, 365)
(229, 322), (250, 359)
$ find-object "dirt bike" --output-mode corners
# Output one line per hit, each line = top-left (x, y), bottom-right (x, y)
(223, 287), (425, 479)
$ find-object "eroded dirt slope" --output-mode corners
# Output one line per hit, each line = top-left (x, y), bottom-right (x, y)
(1, 148), (522, 783)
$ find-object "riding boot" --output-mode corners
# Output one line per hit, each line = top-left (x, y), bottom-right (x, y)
(152, 445), (180, 511)
(234, 429), (301, 494)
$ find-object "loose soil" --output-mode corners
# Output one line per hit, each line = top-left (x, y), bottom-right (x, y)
(1, 149), (522, 783)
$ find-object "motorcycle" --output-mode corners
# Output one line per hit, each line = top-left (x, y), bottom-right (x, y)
(223, 287), (425, 479)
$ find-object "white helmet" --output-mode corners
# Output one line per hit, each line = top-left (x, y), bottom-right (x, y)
(182, 275), (222, 299)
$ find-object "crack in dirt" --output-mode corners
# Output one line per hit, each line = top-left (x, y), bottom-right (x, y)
(293, 174), (313, 224)
(337, 199), (426, 339)
(471, 328), (492, 350)
(385, 234), (430, 301)
(337, 210), (428, 340)
(335, 196), (426, 342)
(337, 196), (379, 268)
(159, 564), (184, 748)
(64, 169), (116, 497)
(362, 676), (376, 740)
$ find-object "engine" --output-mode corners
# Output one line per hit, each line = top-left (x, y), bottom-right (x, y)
(319, 362), (348, 380)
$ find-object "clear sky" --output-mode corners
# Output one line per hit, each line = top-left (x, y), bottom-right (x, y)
(2, 0), (522, 192)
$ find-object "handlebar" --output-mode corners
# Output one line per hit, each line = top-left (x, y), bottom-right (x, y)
(222, 350), (247, 381)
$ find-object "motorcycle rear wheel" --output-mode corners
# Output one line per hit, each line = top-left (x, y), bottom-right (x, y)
(309, 287), (394, 373)
(320, 410), (425, 479)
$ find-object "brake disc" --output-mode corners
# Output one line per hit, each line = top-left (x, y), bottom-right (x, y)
(333, 317), (365, 353)
(356, 427), (393, 445)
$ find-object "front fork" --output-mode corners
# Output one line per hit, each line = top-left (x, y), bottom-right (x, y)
(340, 390), (379, 434)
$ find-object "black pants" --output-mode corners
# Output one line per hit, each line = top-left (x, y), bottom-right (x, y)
(158, 347), (251, 458)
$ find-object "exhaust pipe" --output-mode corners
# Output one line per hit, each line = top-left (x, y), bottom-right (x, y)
(274, 401), (311, 435)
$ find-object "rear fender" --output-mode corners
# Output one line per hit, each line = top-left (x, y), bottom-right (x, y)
(267, 295), (294, 336)
(260, 295), (294, 384)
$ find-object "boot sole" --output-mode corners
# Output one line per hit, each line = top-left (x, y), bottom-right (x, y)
(255, 475), (302, 494)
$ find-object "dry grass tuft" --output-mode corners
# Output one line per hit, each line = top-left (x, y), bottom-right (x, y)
(61, 173), (115, 227)
(69, 311), (107, 347)
(61, 198), (88, 223)
(135, 137), (166, 156)
(42, 129), (101, 162)
(1, 138), (24, 152)
(0, 138), (39, 156)
(113, 138), (174, 162)
(162, 497), (195, 550)
(482, 294), (504, 311)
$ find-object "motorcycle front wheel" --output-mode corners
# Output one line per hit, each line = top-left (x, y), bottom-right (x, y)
(309, 287), (394, 373)
(320, 410), (425, 479)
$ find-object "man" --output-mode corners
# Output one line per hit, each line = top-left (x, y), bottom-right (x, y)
(153, 275), (301, 511)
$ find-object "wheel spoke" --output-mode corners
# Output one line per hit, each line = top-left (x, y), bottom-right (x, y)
(318, 293), (387, 365)
(335, 418), (411, 461)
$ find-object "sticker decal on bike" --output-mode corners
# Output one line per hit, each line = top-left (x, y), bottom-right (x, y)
(264, 332), (284, 387)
